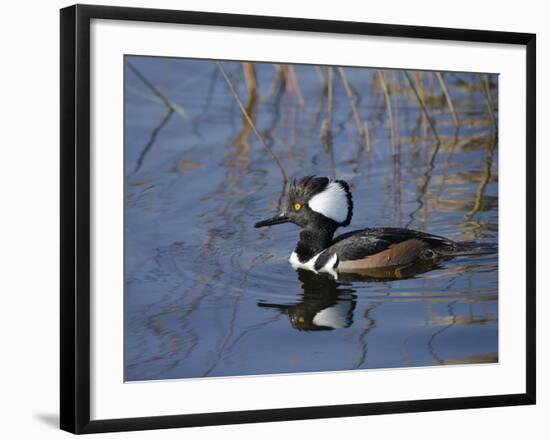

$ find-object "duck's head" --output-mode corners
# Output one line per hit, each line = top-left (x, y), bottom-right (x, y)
(254, 176), (353, 232)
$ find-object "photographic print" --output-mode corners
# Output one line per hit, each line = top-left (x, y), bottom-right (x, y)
(124, 56), (498, 382)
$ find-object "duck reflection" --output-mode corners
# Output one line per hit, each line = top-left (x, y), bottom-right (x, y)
(258, 260), (448, 331)
(258, 269), (357, 331)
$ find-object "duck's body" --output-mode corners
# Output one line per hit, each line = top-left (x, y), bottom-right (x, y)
(289, 227), (455, 278)
(255, 176), (457, 279)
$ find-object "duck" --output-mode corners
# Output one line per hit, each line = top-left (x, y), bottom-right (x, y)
(254, 176), (457, 279)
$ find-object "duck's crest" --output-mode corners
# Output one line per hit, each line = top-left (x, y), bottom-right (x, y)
(306, 177), (353, 226)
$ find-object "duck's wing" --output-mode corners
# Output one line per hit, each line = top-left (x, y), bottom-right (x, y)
(326, 227), (455, 262)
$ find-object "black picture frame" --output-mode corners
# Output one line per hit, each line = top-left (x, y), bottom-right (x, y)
(60, 4), (536, 434)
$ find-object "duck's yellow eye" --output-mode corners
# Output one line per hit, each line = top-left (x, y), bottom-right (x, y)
(294, 203), (302, 211)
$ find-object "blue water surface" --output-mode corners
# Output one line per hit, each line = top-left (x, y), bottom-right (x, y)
(124, 57), (498, 381)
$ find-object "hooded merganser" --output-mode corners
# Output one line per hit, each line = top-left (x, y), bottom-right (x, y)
(255, 176), (457, 279)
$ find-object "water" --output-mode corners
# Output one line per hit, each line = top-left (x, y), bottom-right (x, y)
(124, 57), (498, 381)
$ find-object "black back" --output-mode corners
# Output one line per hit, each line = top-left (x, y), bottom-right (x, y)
(314, 227), (456, 270)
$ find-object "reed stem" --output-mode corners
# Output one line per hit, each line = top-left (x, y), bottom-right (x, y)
(127, 61), (182, 116)
(217, 61), (288, 182)
(327, 67), (334, 127)
(378, 70), (396, 150)
(435, 72), (460, 128)
(337, 67), (370, 149)
(481, 74), (496, 128)
(403, 70), (440, 144)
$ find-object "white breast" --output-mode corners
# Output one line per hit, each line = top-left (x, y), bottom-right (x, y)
(318, 253), (339, 279)
(289, 251), (339, 279)
(289, 251), (320, 271)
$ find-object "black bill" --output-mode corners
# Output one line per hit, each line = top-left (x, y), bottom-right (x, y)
(254, 214), (290, 228)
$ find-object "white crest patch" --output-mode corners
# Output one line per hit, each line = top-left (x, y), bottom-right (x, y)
(308, 181), (349, 223)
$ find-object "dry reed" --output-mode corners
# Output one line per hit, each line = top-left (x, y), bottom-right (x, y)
(435, 72), (460, 128)
(216, 61), (288, 182)
(403, 70), (441, 144)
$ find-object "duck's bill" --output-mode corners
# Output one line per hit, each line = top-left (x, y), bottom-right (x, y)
(254, 214), (290, 228)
